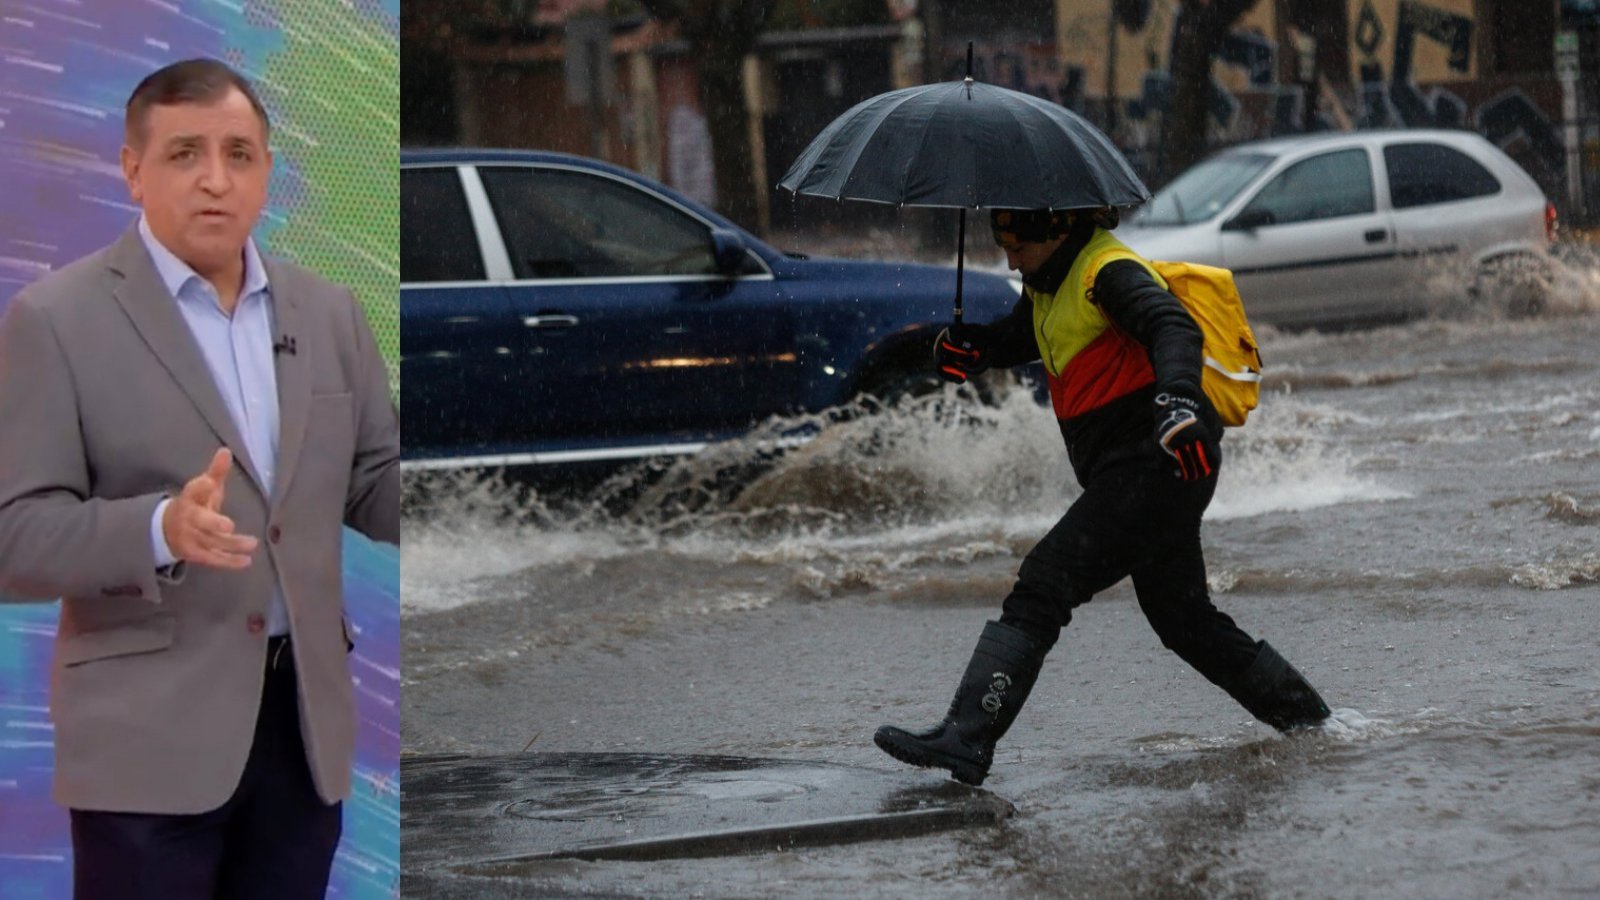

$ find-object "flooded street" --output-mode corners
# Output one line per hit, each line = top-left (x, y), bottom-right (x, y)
(403, 259), (1600, 898)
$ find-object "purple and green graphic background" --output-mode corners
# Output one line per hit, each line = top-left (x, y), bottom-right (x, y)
(0, 1), (400, 897)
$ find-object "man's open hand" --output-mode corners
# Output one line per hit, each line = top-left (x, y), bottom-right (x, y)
(161, 448), (258, 569)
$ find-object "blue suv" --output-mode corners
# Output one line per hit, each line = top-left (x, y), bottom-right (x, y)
(401, 149), (1023, 469)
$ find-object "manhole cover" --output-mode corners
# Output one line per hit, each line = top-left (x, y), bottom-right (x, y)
(402, 752), (1012, 874)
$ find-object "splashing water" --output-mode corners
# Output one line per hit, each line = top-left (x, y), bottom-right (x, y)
(1543, 242), (1600, 315)
(403, 375), (1404, 615)
(1211, 394), (1409, 519)
(1319, 707), (1408, 742)
(406, 265), (1600, 898)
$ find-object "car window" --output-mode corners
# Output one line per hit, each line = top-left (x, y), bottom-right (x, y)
(1239, 148), (1375, 226)
(1140, 152), (1272, 225)
(478, 166), (718, 279)
(401, 167), (485, 283)
(1384, 142), (1501, 209)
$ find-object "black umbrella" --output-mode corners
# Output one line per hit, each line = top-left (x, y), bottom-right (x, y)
(779, 50), (1148, 321)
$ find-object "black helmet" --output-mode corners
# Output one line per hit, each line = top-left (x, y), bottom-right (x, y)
(990, 207), (1120, 245)
(989, 208), (1071, 244)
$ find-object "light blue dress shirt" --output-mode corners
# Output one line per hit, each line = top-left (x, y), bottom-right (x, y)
(140, 217), (289, 637)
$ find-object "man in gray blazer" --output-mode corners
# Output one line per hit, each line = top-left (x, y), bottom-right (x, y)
(0, 59), (398, 899)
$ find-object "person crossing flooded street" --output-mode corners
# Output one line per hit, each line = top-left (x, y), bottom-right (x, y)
(874, 206), (1331, 786)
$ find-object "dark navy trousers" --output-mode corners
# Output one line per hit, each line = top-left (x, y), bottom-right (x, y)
(69, 637), (342, 900)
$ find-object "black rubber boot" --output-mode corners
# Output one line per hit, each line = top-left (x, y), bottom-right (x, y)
(1225, 641), (1331, 731)
(874, 620), (1047, 786)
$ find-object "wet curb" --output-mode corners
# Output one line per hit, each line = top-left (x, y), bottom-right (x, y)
(403, 751), (1013, 876)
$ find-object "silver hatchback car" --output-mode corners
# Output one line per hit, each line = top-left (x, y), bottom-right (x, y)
(1118, 129), (1557, 328)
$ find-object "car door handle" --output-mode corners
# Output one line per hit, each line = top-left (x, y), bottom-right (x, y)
(1364, 228), (1387, 243)
(522, 314), (579, 329)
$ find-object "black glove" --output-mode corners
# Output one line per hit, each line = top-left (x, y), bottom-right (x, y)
(934, 323), (992, 384)
(1153, 389), (1220, 481)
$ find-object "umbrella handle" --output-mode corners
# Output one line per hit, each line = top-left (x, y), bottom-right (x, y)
(954, 208), (965, 324)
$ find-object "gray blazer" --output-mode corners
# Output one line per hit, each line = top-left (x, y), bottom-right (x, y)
(0, 224), (399, 814)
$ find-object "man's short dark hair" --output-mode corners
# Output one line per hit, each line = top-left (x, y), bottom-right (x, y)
(125, 58), (270, 149)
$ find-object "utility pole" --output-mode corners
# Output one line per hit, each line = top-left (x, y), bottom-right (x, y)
(1105, 3), (1119, 135)
(1556, 29), (1585, 221)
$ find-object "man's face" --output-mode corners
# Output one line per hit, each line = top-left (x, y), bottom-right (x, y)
(120, 87), (271, 279)
(996, 233), (1066, 278)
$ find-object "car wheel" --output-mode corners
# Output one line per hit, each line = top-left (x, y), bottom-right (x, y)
(1473, 255), (1550, 318)
(859, 365), (946, 405)
(853, 332), (945, 407)
(859, 363), (1018, 409)
(854, 333), (1025, 409)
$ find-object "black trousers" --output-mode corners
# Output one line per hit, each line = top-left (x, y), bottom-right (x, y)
(1000, 441), (1261, 689)
(70, 637), (343, 900)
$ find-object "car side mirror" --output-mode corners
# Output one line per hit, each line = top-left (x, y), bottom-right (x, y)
(710, 228), (749, 274)
(1224, 208), (1275, 231)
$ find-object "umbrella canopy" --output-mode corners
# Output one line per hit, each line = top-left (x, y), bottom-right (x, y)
(779, 78), (1149, 211)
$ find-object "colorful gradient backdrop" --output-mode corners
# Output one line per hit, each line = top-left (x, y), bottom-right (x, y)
(0, 1), (400, 897)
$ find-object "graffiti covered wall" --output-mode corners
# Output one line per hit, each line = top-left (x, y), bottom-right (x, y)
(1039, 0), (1568, 199)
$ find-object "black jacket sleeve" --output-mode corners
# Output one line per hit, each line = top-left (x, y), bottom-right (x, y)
(1092, 259), (1204, 397)
(982, 292), (1042, 369)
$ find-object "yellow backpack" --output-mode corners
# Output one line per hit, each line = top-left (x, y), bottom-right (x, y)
(1089, 252), (1263, 427)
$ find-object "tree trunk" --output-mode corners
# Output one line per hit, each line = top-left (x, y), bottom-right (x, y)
(696, 45), (761, 231)
(1287, 0), (1350, 88)
(1159, 0), (1259, 184)
(639, 1), (772, 233)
